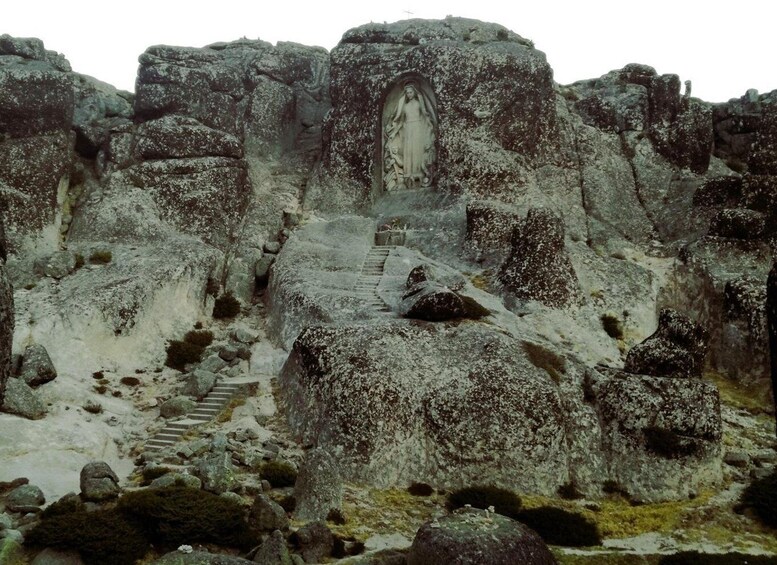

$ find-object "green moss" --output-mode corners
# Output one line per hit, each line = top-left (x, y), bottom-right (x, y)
(518, 507), (602, 547)
(261, 461), (297, 488)
(447, 485), (522, 520)
(522, 341), (566, 383)
(89, 250), (112, 264)
(184, 329), (214, 347)
(164, 340), (204, 371)
(26, 509), (149, 565)
(117, 486), (259, 550)
(739, 470), (777, 528)
(213, 293), (241, 319)
(74, 253), (85, 269)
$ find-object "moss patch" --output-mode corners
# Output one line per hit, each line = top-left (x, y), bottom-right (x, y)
(706, 371), (774, 416)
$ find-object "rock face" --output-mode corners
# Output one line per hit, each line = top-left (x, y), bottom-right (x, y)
(79, 461), (121, 501)
(498, 208), (579, 307)
(624, 309), (709, 378)
(310, 17), (556, 210)
(587, 368), (722, 501)
(0, 36), (73, 252)
(408, 508), (557, 565)
(293, 448), (343, 522)
(0, 221), (12, 405)
(280, 323), (569, 494)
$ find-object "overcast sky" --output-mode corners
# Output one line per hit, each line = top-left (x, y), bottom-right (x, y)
(5, 0), (776, 103)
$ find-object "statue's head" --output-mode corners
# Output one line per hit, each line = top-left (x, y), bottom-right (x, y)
(403, 84), (418, 99)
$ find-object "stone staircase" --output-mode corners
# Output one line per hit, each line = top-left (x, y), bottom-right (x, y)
(355, 246), (394, 314)
(144, 381), (245, 452)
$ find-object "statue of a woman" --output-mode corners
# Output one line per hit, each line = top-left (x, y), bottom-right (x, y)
(384, 83), (436, 190)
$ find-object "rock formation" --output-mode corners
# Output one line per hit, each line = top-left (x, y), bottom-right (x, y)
(0, 14), (776, 560)
(0, 215), (12, 406)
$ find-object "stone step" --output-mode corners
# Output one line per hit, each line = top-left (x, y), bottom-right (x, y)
(155, 432), (184, 441)
(207, 392), (233, 399)
(166, 422), (197, 430)
(190, 414), (213, 422)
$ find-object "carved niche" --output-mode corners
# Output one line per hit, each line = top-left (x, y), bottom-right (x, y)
(382, 77), (437, 191)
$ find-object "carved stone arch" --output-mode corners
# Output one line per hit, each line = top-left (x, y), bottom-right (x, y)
(380, 74), (438, 191)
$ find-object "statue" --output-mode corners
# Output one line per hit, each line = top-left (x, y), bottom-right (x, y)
(383, 81), (437, 191)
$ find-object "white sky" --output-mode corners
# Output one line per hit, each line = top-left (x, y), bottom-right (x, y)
(5, 0), (776, 103)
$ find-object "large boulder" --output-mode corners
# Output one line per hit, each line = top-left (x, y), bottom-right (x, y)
(5, 483), (45, 513)
(249, 494), (289, 531)
(79, 461), (121, 501)
(293, 448), (343, 522)
(279, 323), (568, 494)
(624, 308), (709, 378)
(1, 378), (45, 419)
(251, 529), (292, 565)
(310, 17), (556, 210)
(718, 276), (768, 381)
(151, 551), (255, 565)
(0, 37), (73, 252)
(498, 208), (579, 307)
(399, 282), (466, 321)
(408, 507), (556, 565)
(291, 521), (334, 564)
(587, 368), (722, 501)
(18, 344), (57, 387)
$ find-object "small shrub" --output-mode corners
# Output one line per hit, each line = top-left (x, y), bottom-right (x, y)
(523, 341), (566, 383)
(120, 376), (140, 387)
(660, 552), (777, 565)
(74, 254), (85, 269)
(517, 507), (602, 547)
(213, 293), (241, 319)
(140, 466), (172, 486)
(83, 401), (103, 415)
(93, 385), (108, 395)
(408, 482), (434, 497)
(644, 426), (698, 459)
(327, 508), (346, 524)
(117, 486), (259, 550)
(447, 485), (522, 520)
(205, 277), (220, 297)
(600, 313), (624, 340)
(26, 509), (149, 565)
(261, 461), (297, 488)
(91, 371), (104, 379)
(89, 250), (112, 264)
(112, 390), (122, 398)
(184, 329), (214, 348)
(40, 494), (84, 519)
(557, 482), (583, 500)
(194, 321), (203, 330)
(165, 340), (204, 371)
(24, 283), (36, 290)
(738, 469), (777, 527)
